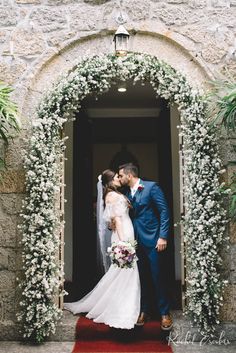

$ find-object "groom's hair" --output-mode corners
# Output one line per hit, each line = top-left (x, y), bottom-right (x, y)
(119, 163), (139, 177)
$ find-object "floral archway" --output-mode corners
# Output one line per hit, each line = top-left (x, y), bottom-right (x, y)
(17, 53), (228, 342)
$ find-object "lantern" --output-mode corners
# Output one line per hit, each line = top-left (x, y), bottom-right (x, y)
(113, 25), (130, 56)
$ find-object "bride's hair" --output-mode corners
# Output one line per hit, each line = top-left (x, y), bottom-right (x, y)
(101, 169), (118, 201)
(101, 169), (132, 210)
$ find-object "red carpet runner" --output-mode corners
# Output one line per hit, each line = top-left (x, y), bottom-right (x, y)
(72, 316), (173, 353)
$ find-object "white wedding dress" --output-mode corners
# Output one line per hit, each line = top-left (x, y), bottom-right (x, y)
(64, 192), (141, 329)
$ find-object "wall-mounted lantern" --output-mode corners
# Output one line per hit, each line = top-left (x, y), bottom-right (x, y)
(113, 25), (130, 56)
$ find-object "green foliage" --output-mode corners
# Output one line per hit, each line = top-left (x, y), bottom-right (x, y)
(207, 79), (236, 133)
(0, 82), (20, 171)
(207, 79), (236, 221)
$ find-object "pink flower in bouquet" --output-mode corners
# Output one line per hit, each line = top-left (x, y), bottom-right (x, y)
(107, 240), (138, 269)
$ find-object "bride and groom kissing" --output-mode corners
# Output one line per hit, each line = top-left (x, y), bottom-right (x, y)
(64, 163), (173, 332)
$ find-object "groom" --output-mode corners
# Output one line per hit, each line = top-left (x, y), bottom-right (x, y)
(118, 163), (173, 331)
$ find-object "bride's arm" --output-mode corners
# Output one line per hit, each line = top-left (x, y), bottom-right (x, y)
(113, 216), (124, 241)
(105, 192), (125, 241)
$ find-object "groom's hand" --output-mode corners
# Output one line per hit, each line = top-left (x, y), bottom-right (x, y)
(156, 237), (167, 252)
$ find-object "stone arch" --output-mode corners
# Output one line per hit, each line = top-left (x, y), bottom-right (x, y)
(15, 29), (212, 129)
(17, 49), (227, 343)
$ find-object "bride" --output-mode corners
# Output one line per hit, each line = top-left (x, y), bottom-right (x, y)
(64, 169), (141, 329)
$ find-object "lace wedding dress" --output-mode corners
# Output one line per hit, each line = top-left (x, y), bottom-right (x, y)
(64, 192), (140, 329)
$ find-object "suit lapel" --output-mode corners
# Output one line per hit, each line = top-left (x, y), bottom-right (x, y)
(126, 188), (133, 203)
(132, 179), (145, 216)
(125, 189), (135, 219)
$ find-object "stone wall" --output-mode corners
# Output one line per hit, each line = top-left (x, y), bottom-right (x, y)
(0, 0), (236, 340)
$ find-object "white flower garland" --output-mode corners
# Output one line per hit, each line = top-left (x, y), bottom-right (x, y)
(17, 53), (229, 342)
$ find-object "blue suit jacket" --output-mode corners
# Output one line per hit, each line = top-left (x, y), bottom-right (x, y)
(127, 180), (170, 247)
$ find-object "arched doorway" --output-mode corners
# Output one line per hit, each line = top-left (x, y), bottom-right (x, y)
(18, 52), (227, 341)
(64, 79), (183, 313)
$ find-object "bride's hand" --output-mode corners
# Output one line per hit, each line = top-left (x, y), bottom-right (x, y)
(108, 218), (116, 231)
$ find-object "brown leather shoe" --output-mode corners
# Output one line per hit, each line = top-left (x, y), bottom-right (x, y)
(160, 313), (173, 331)
(135, 312), (150, 326)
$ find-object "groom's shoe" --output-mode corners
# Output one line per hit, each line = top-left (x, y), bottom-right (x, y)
(135, 312), (150, 326)
(160, 313), (173, 331)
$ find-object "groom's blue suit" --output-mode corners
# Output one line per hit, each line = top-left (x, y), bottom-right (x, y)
(127, 179), (171, 316)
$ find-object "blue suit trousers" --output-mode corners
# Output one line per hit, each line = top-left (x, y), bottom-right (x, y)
(137, 244), (170, 316)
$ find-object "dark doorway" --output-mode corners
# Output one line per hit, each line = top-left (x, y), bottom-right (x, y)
(71, 111), (97, 299)
(65, 80), (181, 310)
(91, 113), (177, 309)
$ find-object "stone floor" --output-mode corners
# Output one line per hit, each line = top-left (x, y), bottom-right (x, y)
(0, 342), (74, 353)
(172, 341), (236, 352)
(0, 341), (236, 353)
(0, 310), (235, 352)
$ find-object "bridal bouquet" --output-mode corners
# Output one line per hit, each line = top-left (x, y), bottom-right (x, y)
(107, 240), (138, 269)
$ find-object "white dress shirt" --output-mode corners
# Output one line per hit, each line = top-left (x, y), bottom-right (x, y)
(130, 178), (140, 197)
